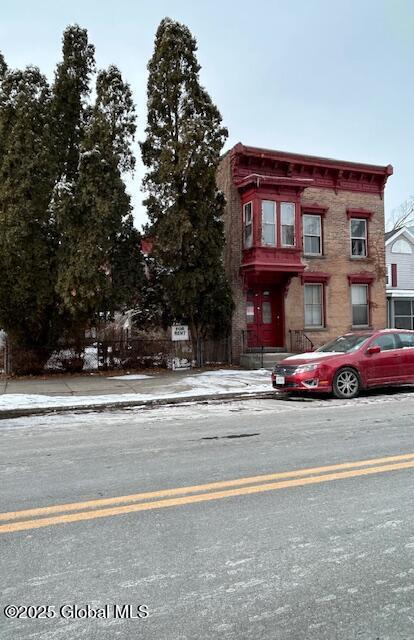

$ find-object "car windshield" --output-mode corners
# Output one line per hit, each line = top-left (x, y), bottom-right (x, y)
(316, 333), (372, 353)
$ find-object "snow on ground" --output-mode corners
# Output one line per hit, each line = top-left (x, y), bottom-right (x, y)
(45, 346), (98, 371)
(110, 374), (152, 380)
(0, 369), (271, 411)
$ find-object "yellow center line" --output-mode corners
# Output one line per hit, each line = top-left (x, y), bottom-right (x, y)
(1, 458), (414, 534)
(2, 452), (414, 523)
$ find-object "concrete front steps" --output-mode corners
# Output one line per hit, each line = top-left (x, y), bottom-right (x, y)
(240, 351), (297, 370)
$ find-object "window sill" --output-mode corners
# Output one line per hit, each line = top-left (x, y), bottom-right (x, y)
(303, 254), (325, 259)
(304, 327), (327, 332)
(351, 325), (372, 330)
(349, 256), (369, 260)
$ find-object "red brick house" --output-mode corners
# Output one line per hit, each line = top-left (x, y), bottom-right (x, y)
(217, 143), (393, 362)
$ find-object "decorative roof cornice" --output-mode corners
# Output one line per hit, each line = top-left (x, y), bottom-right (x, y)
(230, 143), (393, 198)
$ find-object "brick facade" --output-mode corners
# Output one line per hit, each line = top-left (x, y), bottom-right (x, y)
(216, 144), (392, 361)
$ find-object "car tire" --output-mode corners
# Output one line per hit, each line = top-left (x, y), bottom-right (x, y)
(333, 367), (360, 399)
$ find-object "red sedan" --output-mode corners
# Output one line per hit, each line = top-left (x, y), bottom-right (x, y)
(272, 329), (414, 399)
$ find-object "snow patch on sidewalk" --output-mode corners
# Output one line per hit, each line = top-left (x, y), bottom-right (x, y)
(0, 369), (272, 411)
(110, 374), (153, 380)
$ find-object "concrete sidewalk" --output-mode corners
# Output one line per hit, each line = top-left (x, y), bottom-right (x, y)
(0, 369), (195, 398)
(0, 368), (275, 418)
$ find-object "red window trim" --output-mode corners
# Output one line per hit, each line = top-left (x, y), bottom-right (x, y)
(301, 272), (330, 284)
(347, 273), (375, 284)
(391, 263), (398, 287)
(346, 208), (373, 220)
(256, 198), (298, 249)
(301, 204), (327, 217)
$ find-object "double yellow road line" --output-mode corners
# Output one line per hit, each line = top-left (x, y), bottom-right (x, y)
(1, 452), (414, 535)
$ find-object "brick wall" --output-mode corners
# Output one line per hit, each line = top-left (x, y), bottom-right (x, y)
(216, 153), (245, 361)
(290, 187), (387, 349)
(217, 156), (387, 360)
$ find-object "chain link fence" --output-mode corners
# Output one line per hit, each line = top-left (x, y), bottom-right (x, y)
(2, 335), (232, 376)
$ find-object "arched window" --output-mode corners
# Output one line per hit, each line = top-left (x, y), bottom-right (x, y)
(391, 238), (412, 254)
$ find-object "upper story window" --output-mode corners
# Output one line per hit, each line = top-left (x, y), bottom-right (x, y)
(261, 201), (276, 246)
(391, 238), (412, 254)
(243, 202), (253, 248)
(303, 214), (322, 255)
(350, 218), (367, 258)
(281, 202), (295, 247)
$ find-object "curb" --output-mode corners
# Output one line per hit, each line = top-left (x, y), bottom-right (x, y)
(0, 390), (279, 420)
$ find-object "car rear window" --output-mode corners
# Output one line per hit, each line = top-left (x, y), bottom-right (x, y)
(397, 332), (414, 348)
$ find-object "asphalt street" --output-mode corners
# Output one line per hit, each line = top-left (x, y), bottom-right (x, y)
(1, 390), (414, 639)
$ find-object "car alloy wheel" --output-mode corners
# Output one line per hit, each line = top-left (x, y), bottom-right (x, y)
(333, 367), (360, 399)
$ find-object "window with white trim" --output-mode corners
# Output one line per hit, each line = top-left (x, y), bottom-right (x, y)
(386, 264), (391, 285)
(261, 201), (276, 246)
(350, 218), (367, 257)
(351, 284), (369, 326)
(304, 284), (323, 327)
(281, 202), (295, 246)
(243, 202), (253, 248)
(303, 214), (322, 255)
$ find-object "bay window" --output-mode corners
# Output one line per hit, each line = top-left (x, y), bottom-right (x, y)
(243, 202), (253, 248)
(281, 202), (295, 246)
(261, 201), (276, 246)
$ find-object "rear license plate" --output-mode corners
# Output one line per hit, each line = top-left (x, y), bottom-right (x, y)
(276, 375), (285, 385)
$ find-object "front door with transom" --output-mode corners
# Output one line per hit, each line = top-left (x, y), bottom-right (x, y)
(246, 288), (284, 348)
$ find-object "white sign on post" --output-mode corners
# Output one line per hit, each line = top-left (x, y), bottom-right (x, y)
(171, 324), (189, 341)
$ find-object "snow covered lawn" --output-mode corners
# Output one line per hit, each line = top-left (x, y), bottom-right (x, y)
(0, 369), (272, 411)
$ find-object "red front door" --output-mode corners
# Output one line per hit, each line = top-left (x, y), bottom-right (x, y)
(246, 288), (284, 348)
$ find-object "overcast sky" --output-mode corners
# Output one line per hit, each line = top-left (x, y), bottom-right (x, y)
(1, 0), (413, 229)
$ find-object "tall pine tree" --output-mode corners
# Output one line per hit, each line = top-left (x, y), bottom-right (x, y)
(0, 65), (57, 370)
(48, 30), (144, 347)
(54, 63), (144, 340)
(0, 26), (145, 371)
(141, 18), (233, 341)
(50, 24), (95, 182)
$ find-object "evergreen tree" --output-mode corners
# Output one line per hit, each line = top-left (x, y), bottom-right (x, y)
(50, 24), (95, 182)
(0, 27), (144, 372)
(141, 18), (233, 340)
(54, 64), (144, 338)
(0, 65), (57, 369)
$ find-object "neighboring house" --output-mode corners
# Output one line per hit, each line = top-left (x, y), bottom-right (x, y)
(385, 227), (414, 328)
(216, 143), (393, 362)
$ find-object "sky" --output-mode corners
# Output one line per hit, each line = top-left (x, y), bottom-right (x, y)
(1, 0), (413, 230)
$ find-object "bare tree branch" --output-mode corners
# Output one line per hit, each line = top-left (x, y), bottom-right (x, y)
(386, 196), (414, 231)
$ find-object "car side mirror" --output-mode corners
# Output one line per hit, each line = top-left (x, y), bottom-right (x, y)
(366, 345), (381, 355)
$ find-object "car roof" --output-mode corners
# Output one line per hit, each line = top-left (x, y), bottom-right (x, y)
(373, 328), (414, 334)
(340, 329), (414, 339)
